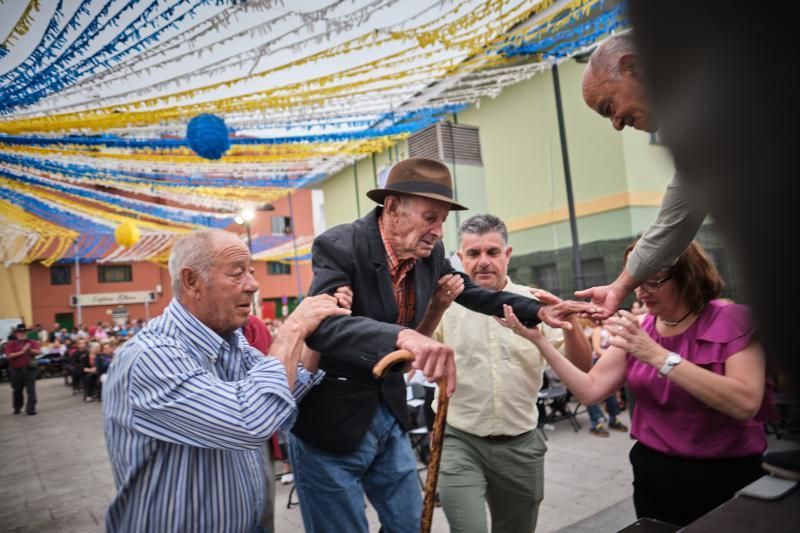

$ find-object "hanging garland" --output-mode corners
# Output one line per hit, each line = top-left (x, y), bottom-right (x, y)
(0, 0), (43, 57)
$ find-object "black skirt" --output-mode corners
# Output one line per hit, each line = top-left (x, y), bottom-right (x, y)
(629, 441), (764, 526)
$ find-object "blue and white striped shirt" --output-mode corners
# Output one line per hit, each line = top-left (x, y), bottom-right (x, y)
(103, 299), (322, 532)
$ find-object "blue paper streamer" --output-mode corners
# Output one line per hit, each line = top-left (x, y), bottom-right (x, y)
(2, 167), (234, 228)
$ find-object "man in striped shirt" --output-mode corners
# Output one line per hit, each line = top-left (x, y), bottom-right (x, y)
(103, 230), (349, 533)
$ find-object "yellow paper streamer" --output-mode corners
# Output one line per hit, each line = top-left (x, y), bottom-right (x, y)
(0, 0), (41, 50)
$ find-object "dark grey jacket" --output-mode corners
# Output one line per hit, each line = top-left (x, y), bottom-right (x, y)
(293, 207), (542, 453)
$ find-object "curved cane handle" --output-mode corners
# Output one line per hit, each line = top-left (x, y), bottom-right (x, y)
(372, 349), (414, 379)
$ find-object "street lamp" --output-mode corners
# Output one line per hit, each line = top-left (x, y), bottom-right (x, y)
(236, 205), (273, 313)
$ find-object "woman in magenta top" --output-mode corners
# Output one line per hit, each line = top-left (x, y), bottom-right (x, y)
(500, 241), (767, 526)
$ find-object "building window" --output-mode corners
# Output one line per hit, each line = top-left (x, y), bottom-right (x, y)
(50, 265), (71, 285)
(267, 262), (291, 275)
(99, 264), (132, 283)
(581, 258), (607, 289)
(271, 216), (293, 235)
(532, 263), (560, 295)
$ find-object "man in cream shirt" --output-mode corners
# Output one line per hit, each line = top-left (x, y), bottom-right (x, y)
(429, 214), (592, 533)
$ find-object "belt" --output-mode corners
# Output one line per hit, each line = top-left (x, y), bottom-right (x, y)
(483, 430), (533, 442)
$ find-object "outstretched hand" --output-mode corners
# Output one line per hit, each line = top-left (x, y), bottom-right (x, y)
(535, 293), (594, 330)
(494, 304), (545, 342)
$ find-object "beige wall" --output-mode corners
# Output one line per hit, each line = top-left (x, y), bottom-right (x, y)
(0, 264), (32, 326)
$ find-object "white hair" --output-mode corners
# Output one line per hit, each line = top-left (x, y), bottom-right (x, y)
(168, 231), (221, 297)
(587, 33), (637, 80)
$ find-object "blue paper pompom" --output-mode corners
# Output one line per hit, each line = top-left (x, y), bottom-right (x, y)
(186, 114), (230, 160)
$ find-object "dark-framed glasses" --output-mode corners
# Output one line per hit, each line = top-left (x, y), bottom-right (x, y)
(639, 274), (672, 293)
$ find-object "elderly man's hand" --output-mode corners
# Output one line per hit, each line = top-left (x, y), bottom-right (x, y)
(334, 286), (353, 310)
(430, 274), (464, 310)
(285, 294), (351, 338)
(396, 329), (456, 396)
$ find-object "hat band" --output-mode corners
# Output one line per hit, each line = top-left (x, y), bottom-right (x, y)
(388, 180), (453, 199)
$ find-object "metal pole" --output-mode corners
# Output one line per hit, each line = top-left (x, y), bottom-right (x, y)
(449, 114), (461, 230)
(74, 241), (82, 326)
(353, 160), (361, 217)
(287, 192), (304, 302)
(245, 222), (257, 314)
(551, 62), (584, 291)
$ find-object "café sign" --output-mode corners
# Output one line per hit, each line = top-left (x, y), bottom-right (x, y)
(70, 291), (156, 307)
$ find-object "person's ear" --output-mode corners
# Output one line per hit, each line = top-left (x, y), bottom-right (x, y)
(504, 246), (512, 260)
(618, 53), (641, 80)
(181, 268), (202, 298)
(384, 195), (400, 216)
(456, 249), (464, 262)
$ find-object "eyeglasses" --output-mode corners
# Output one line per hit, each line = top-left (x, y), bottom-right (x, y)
(638, 274), (672, 293)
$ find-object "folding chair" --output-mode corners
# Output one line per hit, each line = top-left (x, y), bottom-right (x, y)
(537, 384), (581, 432)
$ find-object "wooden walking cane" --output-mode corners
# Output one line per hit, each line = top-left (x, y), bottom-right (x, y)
(372, 350), (449, 533)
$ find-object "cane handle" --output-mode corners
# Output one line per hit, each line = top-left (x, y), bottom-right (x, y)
(372, 349), (414, 379)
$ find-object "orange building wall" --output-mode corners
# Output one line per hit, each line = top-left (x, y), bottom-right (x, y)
(29, 262), (172, 328)
(232, 189), (314, 314)
(30, 189), (316, 327)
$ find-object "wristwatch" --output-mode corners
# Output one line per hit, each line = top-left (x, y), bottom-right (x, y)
(658, 352), (682, 377)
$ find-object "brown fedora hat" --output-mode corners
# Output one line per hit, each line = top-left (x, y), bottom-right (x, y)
(366, 157), (468, 211)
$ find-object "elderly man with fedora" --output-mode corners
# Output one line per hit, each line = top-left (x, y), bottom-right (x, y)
(290, 157), (580, 532)
(5, 324), (41, 415)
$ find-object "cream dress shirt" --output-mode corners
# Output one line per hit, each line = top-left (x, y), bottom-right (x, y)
(433, 278), (564, 436)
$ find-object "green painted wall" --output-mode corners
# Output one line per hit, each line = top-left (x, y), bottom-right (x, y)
(318, 141), (412, 229)
(456, 60), (633, 224)
(315, 59), (675, 283)
(620, 129), (674, 191)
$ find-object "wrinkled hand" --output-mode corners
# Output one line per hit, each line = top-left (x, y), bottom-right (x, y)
(396, 329), (456, 396)
(607, 310), (666, 366)
(285, 294), (352, 337)
(430, 274), (464, 310)
(536, 299), (594, 330)
(495, 304), (544, 342)
(334, 285), (353, 310)
(574, 284), (626, 320)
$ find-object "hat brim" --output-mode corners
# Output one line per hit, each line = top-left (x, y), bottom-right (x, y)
(366, 188), (468, 211)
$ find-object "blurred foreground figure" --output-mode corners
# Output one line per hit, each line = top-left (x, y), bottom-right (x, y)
(628, 0), (799, 389)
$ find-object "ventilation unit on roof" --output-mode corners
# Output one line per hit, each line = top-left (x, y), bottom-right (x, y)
(407, 122), (482, 166)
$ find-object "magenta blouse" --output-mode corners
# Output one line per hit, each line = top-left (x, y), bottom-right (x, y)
(626, 300), (767, 459)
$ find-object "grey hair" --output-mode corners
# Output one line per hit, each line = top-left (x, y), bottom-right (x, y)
(587, 33), (636, 79)
(457, 214), (508, 246)
(168, 231), (220, 297)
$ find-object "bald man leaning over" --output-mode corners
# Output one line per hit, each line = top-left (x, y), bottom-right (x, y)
(578, 33), (706, 318)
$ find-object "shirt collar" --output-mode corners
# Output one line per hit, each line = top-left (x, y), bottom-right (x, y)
(166, 299), (242, 363)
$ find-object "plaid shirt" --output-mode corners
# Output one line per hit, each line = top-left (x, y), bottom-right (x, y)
(378, 217), (416, 327)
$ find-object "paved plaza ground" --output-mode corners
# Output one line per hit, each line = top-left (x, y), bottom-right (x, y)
(1, 377), (792, 532)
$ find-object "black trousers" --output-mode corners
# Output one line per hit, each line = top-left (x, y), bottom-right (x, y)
(629, 441), (763, 526)
(9, 367), (37, 414)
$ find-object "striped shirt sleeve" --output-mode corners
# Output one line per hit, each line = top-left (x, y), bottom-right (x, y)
(129, 344), (298, 451)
